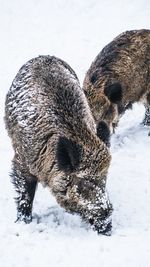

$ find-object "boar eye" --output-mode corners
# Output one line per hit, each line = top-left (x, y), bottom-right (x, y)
(90, 70), (99, 84)
(89, 218), (94, 225)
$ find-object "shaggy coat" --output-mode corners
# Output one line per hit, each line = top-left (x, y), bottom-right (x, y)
(5, 55), (112, 235)
(83, 29), (150, 131)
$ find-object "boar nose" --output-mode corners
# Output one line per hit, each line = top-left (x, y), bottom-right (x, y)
(98, 221), (112, 236)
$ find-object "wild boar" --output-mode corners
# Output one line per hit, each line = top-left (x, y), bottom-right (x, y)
(5, 55), (112, 235)
(83, 29), (150, 132)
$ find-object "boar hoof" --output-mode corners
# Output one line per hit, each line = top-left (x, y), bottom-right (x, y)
(15, 214), (32, 224)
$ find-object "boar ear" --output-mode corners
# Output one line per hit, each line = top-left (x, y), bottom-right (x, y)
(97, 121), (110, 147)
(104, 82), (122, 104)
(56, 137), (81, 173)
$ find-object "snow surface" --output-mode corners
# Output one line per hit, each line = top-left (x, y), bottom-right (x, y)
(1, 0), (150, 266)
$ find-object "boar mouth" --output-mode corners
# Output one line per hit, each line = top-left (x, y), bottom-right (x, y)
(89, 212), (112, 236)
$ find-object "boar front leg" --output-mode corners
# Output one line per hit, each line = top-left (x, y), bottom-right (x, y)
(11, 159), (37, 223)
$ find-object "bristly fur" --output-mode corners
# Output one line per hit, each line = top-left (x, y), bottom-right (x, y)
(5, 55), (112, 235)
(83, 29), (150, 131)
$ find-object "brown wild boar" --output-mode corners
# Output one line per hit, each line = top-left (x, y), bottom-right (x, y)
(5, 55), (112, 235)
(83, 29), (150, 132)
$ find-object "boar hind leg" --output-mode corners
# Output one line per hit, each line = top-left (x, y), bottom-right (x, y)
(143, 106), (150, 125)
(11, 160), (37, 223)
(143, 93), (150, 127)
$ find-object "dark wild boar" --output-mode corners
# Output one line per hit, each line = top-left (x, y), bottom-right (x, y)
(5, 55), (112, 235)
(83, 29), (150, 132)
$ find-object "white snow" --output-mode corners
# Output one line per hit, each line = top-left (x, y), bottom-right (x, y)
(1, 0), (150, 266)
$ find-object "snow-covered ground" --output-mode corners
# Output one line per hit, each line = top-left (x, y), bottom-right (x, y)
(1, 0), (150, 266)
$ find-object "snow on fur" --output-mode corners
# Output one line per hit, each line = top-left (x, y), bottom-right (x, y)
(1, 0), (150, 266)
